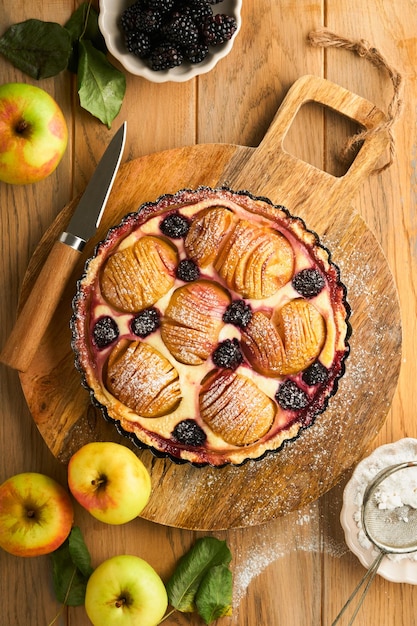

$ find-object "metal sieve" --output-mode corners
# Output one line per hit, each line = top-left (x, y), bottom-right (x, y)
(333, 461), (417, 625)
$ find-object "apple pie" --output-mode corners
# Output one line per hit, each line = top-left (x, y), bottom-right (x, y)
(72, 186), (350, 466)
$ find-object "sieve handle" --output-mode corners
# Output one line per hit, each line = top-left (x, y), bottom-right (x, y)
(331, 551), (385, 626)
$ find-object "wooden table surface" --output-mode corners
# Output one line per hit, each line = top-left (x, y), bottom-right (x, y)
(1, 1), (417, 624)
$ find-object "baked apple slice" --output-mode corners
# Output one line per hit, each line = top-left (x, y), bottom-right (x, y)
(100, 235), (178, 312)
(214, 219), (294, 299)
(161, 280), (231, 365)
(106, 340), (181, 417)
(199, 370), (276, 445)
(241, 299), (326, 376)
(184, 206), (236, 267)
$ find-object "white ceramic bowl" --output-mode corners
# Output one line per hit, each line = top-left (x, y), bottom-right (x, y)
(98, 0), (242, 83)
(340, 438), (417, 584)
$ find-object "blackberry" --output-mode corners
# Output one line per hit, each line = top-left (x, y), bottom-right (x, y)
(93, 316), (119, 349)
(147, 0), (175, 13)
(176, 259), (200, 281)
(148, 42), (183, 70)
(292, 268), (325, 298)
(163, 13), (200, 47)
(135, 8), (163, 33)
(130, 307), (160, 337)
(275, 380), (310, 411)
(184, 41), (209, 63)
(188, 2), (213, 23)
(120, 4), (141, 34)
(125, 31), (151, 58)
(302, 361), (329, 386)
(201, 14), (237, 46)
(223, 299), (252, 328)
(172, 419), (207, 446)
(212, 338), (243, 369)
(160, 213), (190, 238)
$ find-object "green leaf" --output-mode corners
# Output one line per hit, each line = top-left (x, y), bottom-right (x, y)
(77, 39), (126, 128)
(68, 526), (94, 578)
(51, 527), (93, 607)
(0, 19), (72, 79)
(166, 537), (232, 613)
(196, 565), (233, 625)
(65, 2), (107, 73)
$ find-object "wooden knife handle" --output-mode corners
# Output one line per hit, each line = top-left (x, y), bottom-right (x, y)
(0, 241), (80, 372)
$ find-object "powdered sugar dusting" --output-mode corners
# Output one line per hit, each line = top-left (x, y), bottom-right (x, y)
(320, 233), (401, 419)
(232, 505), (348, 608)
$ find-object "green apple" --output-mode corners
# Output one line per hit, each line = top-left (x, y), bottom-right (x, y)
(67, 442), (152, 524)
(85, 554), (168, 626)
(0, 472), (74, 557)
(0, 82), (68, 185)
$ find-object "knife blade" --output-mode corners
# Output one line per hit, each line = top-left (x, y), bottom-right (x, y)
(0, 122), (127, 373)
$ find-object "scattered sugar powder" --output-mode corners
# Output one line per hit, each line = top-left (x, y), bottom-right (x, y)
(232, 506), (347, 609)
(349, 439), (417, 562)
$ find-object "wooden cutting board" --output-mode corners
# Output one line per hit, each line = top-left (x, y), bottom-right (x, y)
(18, 76), (402, 530)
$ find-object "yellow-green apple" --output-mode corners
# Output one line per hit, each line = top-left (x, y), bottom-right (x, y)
(0, 82), (68, 185)
(85, 554), (168, 626)
(67, 442), (151, 524)
(0, 472), (74, 557)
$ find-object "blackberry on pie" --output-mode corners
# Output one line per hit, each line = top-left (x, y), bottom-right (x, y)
(176, 259), (200, 282)
(292, 268), (326, 298)
(130, 307), (161, 337)
(92, 316), (119, 349)
(172, 419), (207, 446)
(223, 299), (252, 328)
(160, 212), (190, 238)
(212, 338), (243, 369)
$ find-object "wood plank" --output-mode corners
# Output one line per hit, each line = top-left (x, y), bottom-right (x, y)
(322, 1), (417, 624)
(0, 2), (75, 625)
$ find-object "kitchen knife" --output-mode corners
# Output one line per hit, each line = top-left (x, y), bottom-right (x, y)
(0, 121), (127, 373)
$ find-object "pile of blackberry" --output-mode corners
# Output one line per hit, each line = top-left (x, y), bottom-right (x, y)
(120, 0), (238, 71)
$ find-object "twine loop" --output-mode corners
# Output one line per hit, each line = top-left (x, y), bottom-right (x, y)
(308, 28), (404, 173)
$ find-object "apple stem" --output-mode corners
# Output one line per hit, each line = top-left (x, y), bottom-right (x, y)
(24, 503), (38, 520)
(15, 119), (30, 136)
(91, 475), (107, 489)
(115, 598), (126, 608)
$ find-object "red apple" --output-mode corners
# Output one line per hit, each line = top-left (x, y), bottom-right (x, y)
(85, 554), (168, 626)
(67, 442), (152, 524)
(0, 472), (74, 557)
(0, 82), (68, 185)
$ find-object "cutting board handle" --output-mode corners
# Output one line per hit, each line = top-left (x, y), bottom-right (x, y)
(227, 75), (390, 215)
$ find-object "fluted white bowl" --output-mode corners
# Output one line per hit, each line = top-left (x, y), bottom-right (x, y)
(98, 0), (242, 83)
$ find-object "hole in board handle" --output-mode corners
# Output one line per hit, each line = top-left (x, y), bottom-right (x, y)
(283, 101), (367, 178)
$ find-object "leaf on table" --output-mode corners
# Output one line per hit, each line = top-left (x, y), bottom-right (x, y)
(195, 564), (233, 625)
(78, 39), (126, 129)
(65, 2), (107, 73)
(50, 526), (93, 607)
(166, 537), (232, 613)
(68, 525), (94, 579)
(0, 19), (72, 79)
